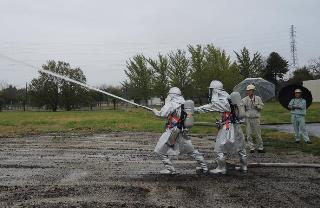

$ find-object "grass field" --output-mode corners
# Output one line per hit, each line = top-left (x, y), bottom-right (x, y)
(262, 102), (320, 124)
(0, 102), (319, 155)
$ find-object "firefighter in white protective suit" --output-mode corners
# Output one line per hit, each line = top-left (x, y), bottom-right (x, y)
(195, 81), (247, 174)
(152, 87), (208, 174)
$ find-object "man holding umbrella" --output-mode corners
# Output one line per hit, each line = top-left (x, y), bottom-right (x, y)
(288, 89), (312, 144)
(242, 84), (265, 153)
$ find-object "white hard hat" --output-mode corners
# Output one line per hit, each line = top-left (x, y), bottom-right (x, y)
(209, 80), (223, 90)
(295, 88), (302, 93)
(246, 84), (255, 91)
(168, 87), (182, 95)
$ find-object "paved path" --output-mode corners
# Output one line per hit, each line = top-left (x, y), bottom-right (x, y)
(263, 123), (320, 138)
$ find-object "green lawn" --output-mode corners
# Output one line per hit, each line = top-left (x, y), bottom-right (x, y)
(0, 109), (159, 137)
(261, 102), (320, 124)
(0, 109), (221, 137)
(261, 129), (320, 156)
(0, 102), (319, 138)
(192, 101), (320, 124)
(0, 102), (319, 155)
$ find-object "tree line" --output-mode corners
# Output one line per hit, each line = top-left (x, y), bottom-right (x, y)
(123, 45), (320, 103)
(0, 61), (123, 112)
(1, 44), (320, 112)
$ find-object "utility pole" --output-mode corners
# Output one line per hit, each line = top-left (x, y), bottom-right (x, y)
(290, 25), (298, 71)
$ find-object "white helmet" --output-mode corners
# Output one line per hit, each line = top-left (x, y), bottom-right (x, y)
(295, 88), (302, 93)
(168, 87), (182, 96)
(246, 84), (255, 91)
(209, 80), (223, 90)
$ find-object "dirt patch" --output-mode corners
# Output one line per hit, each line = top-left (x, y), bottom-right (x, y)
(0, 132), (319, 208)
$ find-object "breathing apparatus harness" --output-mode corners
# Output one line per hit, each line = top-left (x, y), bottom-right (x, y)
(216, 99), (241, 130)
(167, 104), (187, 130)
(164, 104), (188, 147)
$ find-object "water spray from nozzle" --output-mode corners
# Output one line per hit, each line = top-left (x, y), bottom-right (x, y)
(0, 53), (153, 111)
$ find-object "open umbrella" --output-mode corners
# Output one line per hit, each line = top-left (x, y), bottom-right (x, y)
(233, 78), (275, 102)
(278, 84), (313, 110)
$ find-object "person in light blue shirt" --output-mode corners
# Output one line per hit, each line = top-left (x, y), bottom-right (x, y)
(288, 89), (311, 144)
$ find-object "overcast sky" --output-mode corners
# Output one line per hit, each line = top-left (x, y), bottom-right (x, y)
(0, 0), (319, 88)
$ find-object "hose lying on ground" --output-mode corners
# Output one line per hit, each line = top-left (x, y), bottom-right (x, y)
(132, 161), (320, 168)
(248, 162), (320, 168)
(194, 122), (320, 126)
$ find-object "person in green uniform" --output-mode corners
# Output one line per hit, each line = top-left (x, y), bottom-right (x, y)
(288, 89), (312, 144)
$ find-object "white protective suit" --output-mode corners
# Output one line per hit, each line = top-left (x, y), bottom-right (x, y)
(153, 88), (208, 174)
(195, 85), (247, 174)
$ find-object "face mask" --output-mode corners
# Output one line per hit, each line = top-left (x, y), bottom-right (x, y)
(211, 89), (219, 102)
(208, 88), (213, 102)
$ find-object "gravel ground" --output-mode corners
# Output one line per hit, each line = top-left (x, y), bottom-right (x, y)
(0, 132), (319, 208)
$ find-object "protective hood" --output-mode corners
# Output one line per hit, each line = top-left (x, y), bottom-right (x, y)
(210, 89), (230, 103)
(155, 90), (185, 119)
(156, 93), (185, 118)
(165, 93), (185, 106)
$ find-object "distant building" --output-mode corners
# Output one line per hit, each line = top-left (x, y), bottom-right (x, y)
(303, 79), (320, 102)
(139, 97), (163, 107)
(148, 97), (162, 106)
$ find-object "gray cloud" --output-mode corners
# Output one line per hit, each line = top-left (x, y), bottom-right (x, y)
(0, 0), (319, 87)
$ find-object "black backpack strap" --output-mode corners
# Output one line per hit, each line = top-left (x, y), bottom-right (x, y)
(227, 98), (239, 123)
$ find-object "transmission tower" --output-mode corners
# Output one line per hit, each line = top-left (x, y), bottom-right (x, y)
(290, 25), (298, 70)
